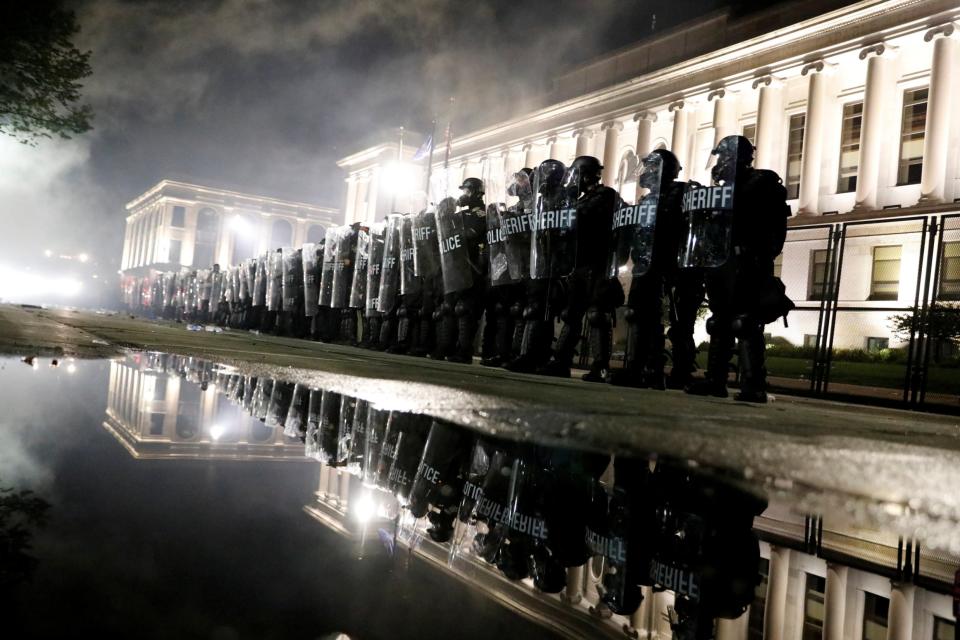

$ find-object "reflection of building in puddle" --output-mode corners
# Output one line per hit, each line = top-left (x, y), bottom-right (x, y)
(103, 353), (305, 461)
(104, 353), (957, 638)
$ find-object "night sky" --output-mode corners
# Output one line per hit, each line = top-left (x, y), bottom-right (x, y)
(1, 0), (800, 284)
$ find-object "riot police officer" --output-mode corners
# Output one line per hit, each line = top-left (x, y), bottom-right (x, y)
(683, 135), (792, 403)
(362, 223), (386, 349)
(504, 161), (566, 374)
(537, 156), (622, 379)
(607, 149), (705, 389)
(411, 207), (443, 358)
(436, 178), (487, 363)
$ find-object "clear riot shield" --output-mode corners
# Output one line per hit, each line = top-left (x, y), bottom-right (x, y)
(377, 214), (402, 313)
(301, 242), (319, 316)
(222, 269), (234, 305)
(197, 269), (212, 304)
(318, 232), (337, 308)
(252, 254), (267, 307)
(365, 223), (385, 315)
(483, 167), (512, 287)
(348, 226), (370, 309)
(266, 250), (283, 311)
(412, 209), (440, 280)
(281, 247), (300, 312)
(608, 153), (663, 282)
(331, 225), (357, 309)
(436, 198), (474, 294)
(244, 259), (257, 303)
(678, 170), (735, 269)
(530, 161), (579, 279)
(210, 270), (223, 306)
(677, 136), (740, 269)
(399, 215), (420, 297)
(238, 261), (250, 302)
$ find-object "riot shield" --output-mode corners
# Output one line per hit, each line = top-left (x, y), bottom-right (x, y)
(197, 269), (212, 304)
(252, 254), (267, 307)
(365, 224), (385, 315)
(348, 227), (370, 309)
(267, 250), (283, 311)
(210, 270), (223, 308)
(530, 161), (579, 279)
(345, 399), (368, 475)
(408, 420), (474, 520)
(318, 391), (341, 465)
(377, 214), (402, 313)
(363, 407), (390, 487)
(483, 165), (511, 287)
(336, 395), (357, 466)
(281, 247), (300, 312)
(399, 215), (420, 297)
(238, 261), (250, 302)
(436, 198), (474, 294)
(609, 152), (663, 282)
(318, 232), (337, 308)
(678, 171), (735, 269)
(412, 209), (440, 280)
(244, 259), (257, 303)
(301, 242), (319, 316)
(331, 225), (358, 309)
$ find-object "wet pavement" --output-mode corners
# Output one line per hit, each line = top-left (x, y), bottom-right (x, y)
(1, 306), (959, 637)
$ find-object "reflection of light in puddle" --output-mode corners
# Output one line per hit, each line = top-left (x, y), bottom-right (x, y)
(354, 493), (376, 523)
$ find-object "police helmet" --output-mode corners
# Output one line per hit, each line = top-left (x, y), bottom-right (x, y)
(536, 159), (567, 192)
(711, 135), (754, 184)
(459, 177), (484, 195)
(647, 149), (681, 182)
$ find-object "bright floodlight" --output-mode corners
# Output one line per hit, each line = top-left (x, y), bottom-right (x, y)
(382, 161), (414, 196)
(354, 493), (377, 524)
(78, 253), (89, 263)
(230, 215), (253, 236)
(209, 423), (226, 441)
(44, 249), (52, 257)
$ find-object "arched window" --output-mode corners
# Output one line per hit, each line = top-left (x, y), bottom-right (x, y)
(232, 214), (259, 263)
(306, 224), (327, 244)
(270, 218), (293, 248)
(193, 208), (220, 268)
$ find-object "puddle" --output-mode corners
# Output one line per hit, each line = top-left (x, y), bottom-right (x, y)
(1, 351), (957, 638)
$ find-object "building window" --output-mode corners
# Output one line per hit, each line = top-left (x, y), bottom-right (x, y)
(306, 224), (327, 244)
(837, 101), (863, 193)
(270, 218), (293, 248)
(747, 558), (769, 640)
(938, 242), (960, 300)
(153, 376), (167, 401)
(866, 337), (889, 352)
(808, 249), (830, 301)
(786, 113), (805, 199)
(897, 87), (927, 186)
(171, 205), (186, 228)
(869, 245), (901, 301)
(742, 123), (757, 147)
(802, 574), (826, 640)
(773, 254), (783, 279)
(861, 592), (889, 640)
(934, 617), (955, 640)
(194, 208), (219, 268)
(804, 334), (819, 348)
(168, 239), (182, 265)
(149, 413), (165, 436)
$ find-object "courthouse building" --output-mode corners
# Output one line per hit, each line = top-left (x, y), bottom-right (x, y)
(118, 179), (338, 303)
(337, 0), (960, 353)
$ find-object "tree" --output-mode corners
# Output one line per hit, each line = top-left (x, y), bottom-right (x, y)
(890, 302), (960, 363)
(0, 1), (93, 144)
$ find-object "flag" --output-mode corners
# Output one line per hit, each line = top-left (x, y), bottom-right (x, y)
(412, 135), (433, 161)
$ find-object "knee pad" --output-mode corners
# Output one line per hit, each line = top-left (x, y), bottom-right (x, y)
(432, 309), (443, 321)
(454, 301), (467, 317)
(441, 302), (454, 316)
(586, 308), (606, 327)
(522, 303), (541, 321)
(623, 307), (636, 322)
(398, 307), (408, 318)
(559, 308), (569, 322)
(510, 302), (523, 318)
(705, 316), (717, 335)
(731, 314), (760, 337)
(494, 301), (505, 314)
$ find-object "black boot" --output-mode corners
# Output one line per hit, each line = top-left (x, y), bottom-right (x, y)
(735, 330), (768, 403)
(538, 320), (579, 378)
(608, 317), (644, 387)
(410, 312), (434, 357)
(582, 313), (611, 383)
(685, 333), (732, 398)
(666, 326), (697, 390)
(432, 311), (456, 360)
(364, 315), (382, 350)
(449, 311), (476, 364)
(378, 315), (397, 352)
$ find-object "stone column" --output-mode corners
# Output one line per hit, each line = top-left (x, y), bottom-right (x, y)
(600, 121), (623, 186)
(522, 143), (535, 171)
(669, 101), (688, 178)
(344, 176), (359, 224)
(121, 219), (132, 270)
(327, 467), (340, 504)
(709, 88), (738, 147)
(753, 76), (784, 170)
(920, 24), (958, 203)
(367, 168), (381, 221)
(546, 135), (559, 161)
(763, 546), (790, 640)
(886, 582), (915, 640)
(573, 127), (594, 158)
(823, 563), (848, 640)
(338, 470), (350, 507)
(318, 464), (330, 497)
(653, 590), (675, 638)
(854, 44), (895, 211)
(634, 110), (657, 159)
(798, 61), (831, 215)
(716, 612), (749, 640)
(561, 565), (584, 605)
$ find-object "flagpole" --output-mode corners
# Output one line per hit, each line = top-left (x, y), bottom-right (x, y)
(424, 117), (436, 202)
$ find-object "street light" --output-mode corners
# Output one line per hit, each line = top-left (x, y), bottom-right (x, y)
(78, 253), (89, 263)
(382, 161), (414, 197)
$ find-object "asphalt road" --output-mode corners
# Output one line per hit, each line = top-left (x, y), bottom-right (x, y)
(2, 304), (960, 554)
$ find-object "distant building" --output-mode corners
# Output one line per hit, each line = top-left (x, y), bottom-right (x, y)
(336, 0), (960, 353)
(119, 179), (338, 303)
